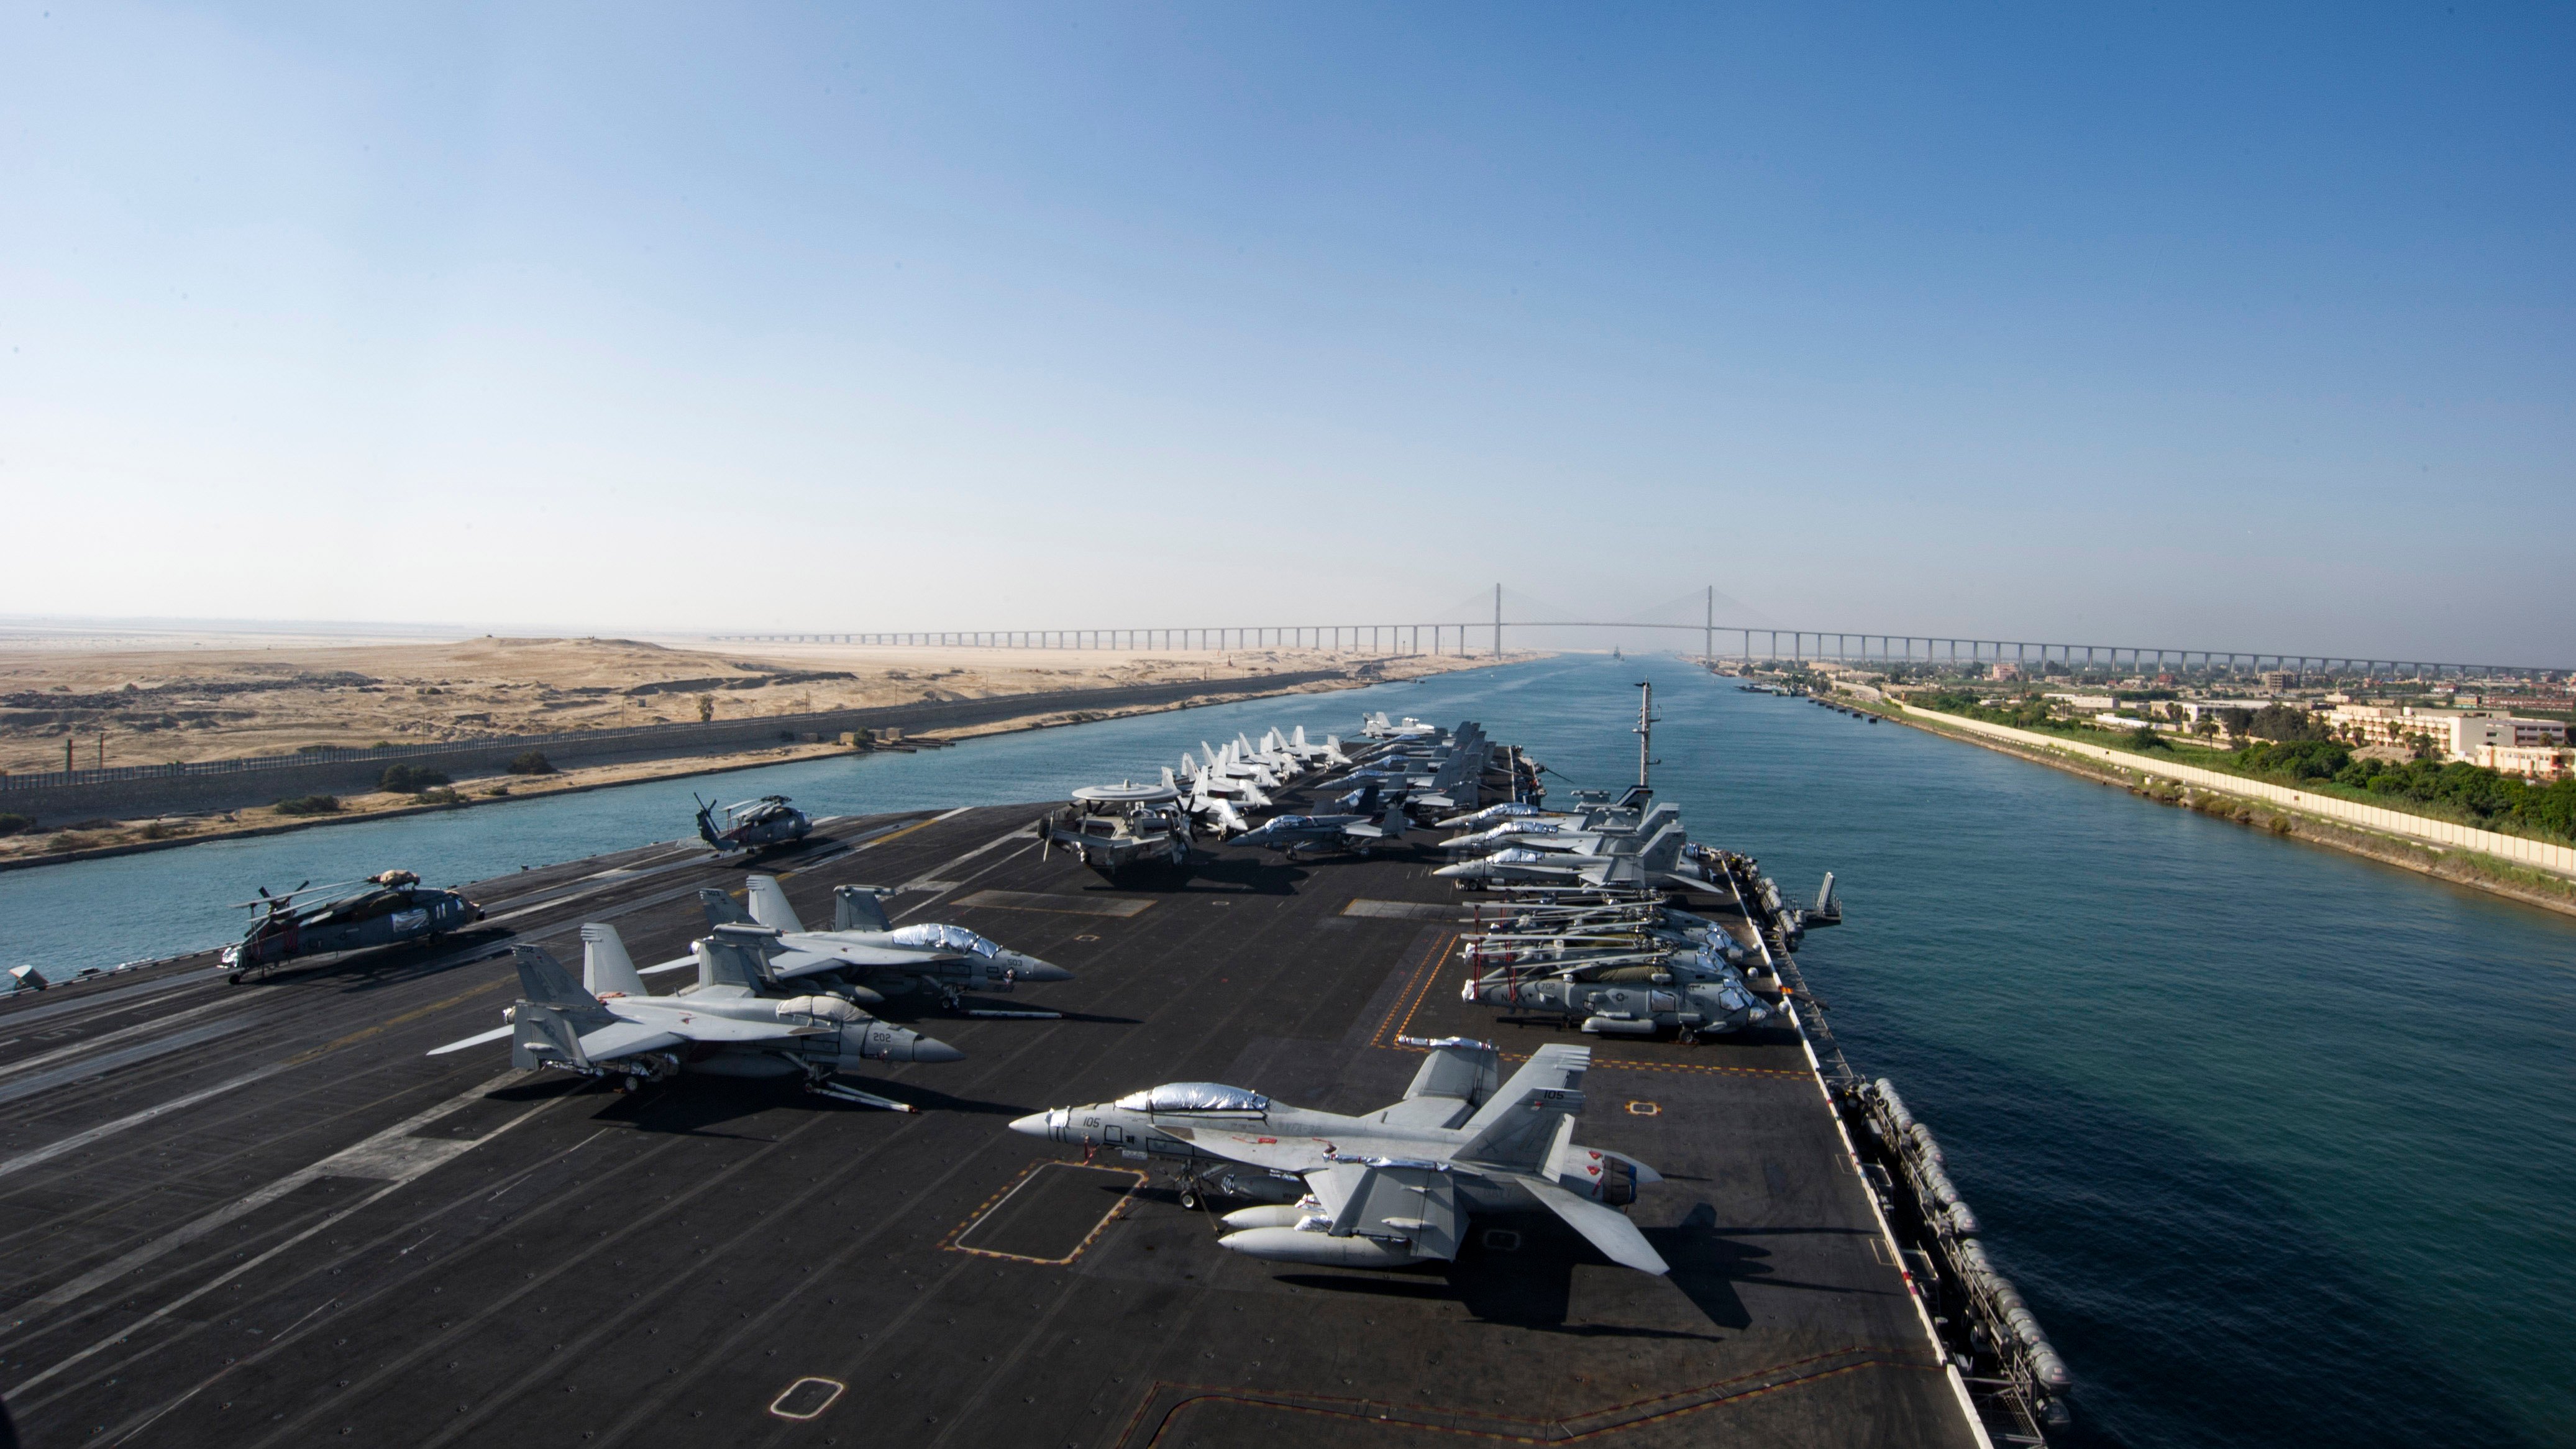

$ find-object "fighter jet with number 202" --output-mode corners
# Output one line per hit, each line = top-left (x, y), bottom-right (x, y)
(1009, 1038), (1667, 1274)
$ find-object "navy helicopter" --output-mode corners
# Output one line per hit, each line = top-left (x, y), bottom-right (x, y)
(221, 871), (485, 983)
(695, 793), (813, 853)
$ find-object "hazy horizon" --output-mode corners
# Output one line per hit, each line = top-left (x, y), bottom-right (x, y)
(6, 5), (2569, 661)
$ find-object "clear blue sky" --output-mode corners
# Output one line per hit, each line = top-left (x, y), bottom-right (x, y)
(4, 4), (2569, 661)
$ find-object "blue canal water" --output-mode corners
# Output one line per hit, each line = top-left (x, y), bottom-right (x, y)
(2, 654), (2569, 1447)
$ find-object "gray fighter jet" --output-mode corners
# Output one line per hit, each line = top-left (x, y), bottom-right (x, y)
(1228, 795), (1415, 861)
(427, 936), (959, 1109)
(1439, 802), (1680, 858)
(1008, 1038), (1667, 1273)
(688, 876), (1069, 1014)
(1433, 821), (1691, 888)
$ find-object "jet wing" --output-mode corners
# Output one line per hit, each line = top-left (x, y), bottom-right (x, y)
(573, 1020), (688, 1061)
(1189, 1130), (1343, 1173)
(427, 1023), (514, 1056)
(1517, 1175), (1669, 1274)
(1371, 1096), (1476, 1131)
(652, 1013), (829, 1044)
(1309, 1161), (1461, 1261)
(764, 948), (857, 979)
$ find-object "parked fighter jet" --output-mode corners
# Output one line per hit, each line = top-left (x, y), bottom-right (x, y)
(1010, 1038), (1666, 1273)
(1433, 823), (1691, 889)
(1441, 803), (1681, 858)
(1202, 739), (1285, 790)
(1278, 726), (1349, 768)
(1166, 766), (1253, 837)
(1326, 724), (1491, 812)
(688, 875), (1069, 1014)
(221, 871), (483, 983)
(1179, 754), (1270, 812)
(1229, 795), (1415, 861)
(428, 939), (959, 1108)
(1438, 801), (1550, 831)
(695, 793), (812, 852)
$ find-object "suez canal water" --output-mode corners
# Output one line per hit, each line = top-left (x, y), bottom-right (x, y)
(4, 654), (2570, 1448)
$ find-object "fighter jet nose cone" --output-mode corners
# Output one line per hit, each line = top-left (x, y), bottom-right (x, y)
(1431, 861), (1470, 878)
(910, 1035), (966, 1064)
(1018, 958), (1074, 982)
(1007, 1111), (1051, 1140)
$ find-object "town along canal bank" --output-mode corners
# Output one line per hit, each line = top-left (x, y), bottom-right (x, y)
(1850, 695), (2576, 920)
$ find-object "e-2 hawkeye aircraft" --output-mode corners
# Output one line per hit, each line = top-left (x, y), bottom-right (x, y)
(429, 936), (959, 1109)
(1010, 1038), (1666, 1274)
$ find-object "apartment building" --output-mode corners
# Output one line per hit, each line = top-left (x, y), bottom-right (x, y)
(2329, 704), (2569, 760)
(2475, 744), (2573, 780)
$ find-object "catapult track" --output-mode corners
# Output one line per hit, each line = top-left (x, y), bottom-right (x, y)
(0, 802), (1985, 1448)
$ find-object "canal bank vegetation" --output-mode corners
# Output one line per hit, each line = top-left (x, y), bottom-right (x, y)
(1862, 700), (2576, 919)
(1901, 691), (2576, 849)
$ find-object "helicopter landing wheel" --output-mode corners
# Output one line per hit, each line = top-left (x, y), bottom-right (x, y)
(1679, 1027), (1701, 1046)
(227, 972), (244, 985)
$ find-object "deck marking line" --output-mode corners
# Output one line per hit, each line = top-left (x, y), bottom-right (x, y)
(4, 1069), (542, 1347)
(281, 980), (512, 1067)
(1118, 1345), (1935, 1447)
(942, 1159), (1146, 1266)
(951, 890), (1154, 918)
(0, 1063), (290, 1181)
(0, 971), (227, 1033)
(0, 1018), (260, 1108)
(897, 813), (1047, 894)
(0, 997), (244, 1082)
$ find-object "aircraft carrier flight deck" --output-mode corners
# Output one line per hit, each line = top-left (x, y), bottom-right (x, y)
(0, 804), (1989, 1448)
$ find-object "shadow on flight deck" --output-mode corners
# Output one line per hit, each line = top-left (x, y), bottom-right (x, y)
(1268, 1209), (1740, 1341)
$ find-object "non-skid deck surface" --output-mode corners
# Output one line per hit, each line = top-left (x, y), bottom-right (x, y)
(0, 796), (1978, 1448)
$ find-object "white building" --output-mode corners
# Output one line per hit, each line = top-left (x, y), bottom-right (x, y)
(2475, 745), (2572, 780)
(2330, 704), (2568, 761)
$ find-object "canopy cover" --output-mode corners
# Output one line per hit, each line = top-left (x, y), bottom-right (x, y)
(1116, 1082), (1271, 1113)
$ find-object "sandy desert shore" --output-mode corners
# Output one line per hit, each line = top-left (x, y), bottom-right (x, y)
(0, 633), (1489, 775)
(0, 630), (1506, 864)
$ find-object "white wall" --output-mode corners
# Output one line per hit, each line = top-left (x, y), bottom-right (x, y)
(1902, 706), (2576, 879)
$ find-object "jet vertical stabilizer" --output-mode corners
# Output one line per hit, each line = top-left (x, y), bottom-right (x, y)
(698, 887), (753, 929)
(580, 923), (648, 997)
(832, 885), (895, 933)
(744, 875), (806, 933)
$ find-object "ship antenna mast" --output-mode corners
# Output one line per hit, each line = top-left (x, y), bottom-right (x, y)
(1634, 680), (1660, 789)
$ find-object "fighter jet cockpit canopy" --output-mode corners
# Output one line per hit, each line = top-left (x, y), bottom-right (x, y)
(883, 922), (1003, 959)
(1113, 1082), (1270, 1114)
